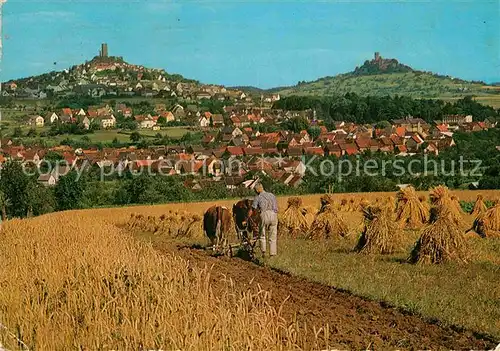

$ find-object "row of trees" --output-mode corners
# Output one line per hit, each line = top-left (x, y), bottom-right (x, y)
(273, 94), (499, 125)
(0, 163), (247, 220)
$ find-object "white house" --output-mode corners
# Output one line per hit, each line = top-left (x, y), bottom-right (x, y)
(206, 158), (223, 176)
(160, 111), (175, 123)
(283, 160), (307, 176)
(74, 108), (86, 117)
(37, 165), (71, 186)
(199, 115), (210, 128)
(99, 115), (116, 129)
(29, 115), (45, 127)
(38, 174), (57, 187)
(46, 112), (59, 124)
(137, 115), (156, 129)
(81, 116), (91, 130)
(231, 127), (243, 138)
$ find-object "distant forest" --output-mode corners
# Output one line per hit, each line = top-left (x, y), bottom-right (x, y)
(273, 94), (499, 125)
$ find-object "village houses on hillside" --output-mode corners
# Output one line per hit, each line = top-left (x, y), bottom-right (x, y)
(6, 99), (497, 190)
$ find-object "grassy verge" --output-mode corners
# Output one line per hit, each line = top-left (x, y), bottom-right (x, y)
(268, 234), (500, 338)
(0, 127), (191, 144)
(118, 127), (191, 139)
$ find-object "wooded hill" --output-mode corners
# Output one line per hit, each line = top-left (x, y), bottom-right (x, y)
(269, 54), (500, 107)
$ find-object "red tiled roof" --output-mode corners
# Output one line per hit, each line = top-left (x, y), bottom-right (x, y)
(338, 142), (356, 150)
(379, 137), (394, 146)
(226, 146), (245, 156)
(397, 145), (408, 153)
(263, 148), (279, 154)
(304, 147), (324, 156)
(411, 135), (424, 144)
(390, 135), (404, 145)
(287, 147), (303, 156)
(244, 147), (264, 156)
(135, 160), (155, 167)
(345, 147), (359, 155)
(355, 138), (371, 149)
(395, 126), (406, 137)
(61, 108), (72, 116)
(435, 124), (448, 132)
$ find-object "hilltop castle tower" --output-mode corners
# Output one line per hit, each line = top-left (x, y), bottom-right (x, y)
(99, 43), (109, 58)
(374, 52), (380, 61)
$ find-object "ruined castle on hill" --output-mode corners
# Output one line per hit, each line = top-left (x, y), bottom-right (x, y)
(91, 43), (124, 63)
(352, 52), (414, 76)
(99, 43), (108, 58)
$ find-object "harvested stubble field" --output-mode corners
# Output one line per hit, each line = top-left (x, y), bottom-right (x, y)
(1, 190), (499, 350)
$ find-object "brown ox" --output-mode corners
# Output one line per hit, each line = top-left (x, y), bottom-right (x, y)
(203, 205), (232, 248)
(232, 199), (261, 243)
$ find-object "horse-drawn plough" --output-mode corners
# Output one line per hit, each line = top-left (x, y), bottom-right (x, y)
(203, 201), (260, 260)
(206, 234), (258, 258)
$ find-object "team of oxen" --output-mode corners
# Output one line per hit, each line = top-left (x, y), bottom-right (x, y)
(203, 200), (261, 256)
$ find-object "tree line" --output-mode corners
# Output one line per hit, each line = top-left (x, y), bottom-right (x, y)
(273, 94), (499, 125)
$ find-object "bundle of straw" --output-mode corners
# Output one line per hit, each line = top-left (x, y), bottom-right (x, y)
(154, 215), (171, 234)
(176, 214), (203, 238)
(395, 186), (428, 229)
(451, 195), (465, 215)
(429, 185), (450, 206)
(127, 211), (205, 239)
(355, 204), (402, 254)
(127, 213), (139, 229)
(301, 206), (316, 228)
(383, 196), (396, 215)
(358, 197), (368, 211)
(409, 206), (469, 264)
(419, 195), (430, 214)
(429, 185), (465, 226)
(471, 203), (500, 238)
(470, 194), (487, 217)
(320, 194), (335, 210)
(348, 198), (356, 212)
(127, 214), (153, 232)
(339, 198), (348, 212)
(278, 197), (310, 238)
(307, 199), (349, 240)
(359, 198), (371, 212)
(145, 216), (158, 232)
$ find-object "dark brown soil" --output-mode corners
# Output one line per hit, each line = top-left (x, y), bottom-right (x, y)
(153, 241), (497, 351)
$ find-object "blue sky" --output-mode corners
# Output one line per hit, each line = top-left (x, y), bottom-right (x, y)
(2, 0), (499, 88)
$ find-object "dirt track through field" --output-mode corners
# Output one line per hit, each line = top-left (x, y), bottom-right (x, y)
(152, 241), (497, 351)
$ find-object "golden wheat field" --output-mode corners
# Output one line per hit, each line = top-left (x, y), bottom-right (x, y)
(1, 189), (499, 349)
(0, 213), (329, 350)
